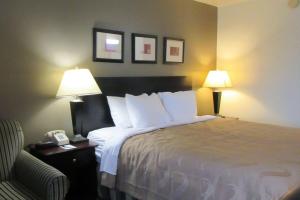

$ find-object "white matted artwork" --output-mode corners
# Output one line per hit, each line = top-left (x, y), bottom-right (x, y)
(163, 37), (184, 63)
(93, 28), (124, 63)
(132, 33), (157, 64)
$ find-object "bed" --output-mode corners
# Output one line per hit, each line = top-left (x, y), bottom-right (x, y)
(72, 76), (300, 200)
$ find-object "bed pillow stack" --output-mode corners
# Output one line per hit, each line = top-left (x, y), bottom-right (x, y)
(107, 96), (133, 128)
(158, 91), (197, 123)
(107, 90), (197, 128)
(125, 93), (171, 128)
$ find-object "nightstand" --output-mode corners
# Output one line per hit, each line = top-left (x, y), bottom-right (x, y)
(29, 141), (98, 200)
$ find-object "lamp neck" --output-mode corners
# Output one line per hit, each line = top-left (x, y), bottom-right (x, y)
(212, 88), (221, 92)
(71, 95), (83, 103)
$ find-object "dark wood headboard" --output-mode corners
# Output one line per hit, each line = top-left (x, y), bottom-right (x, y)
(71, 76), (192, 137)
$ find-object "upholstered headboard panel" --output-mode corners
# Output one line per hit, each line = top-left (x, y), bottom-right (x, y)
(71, 76), (192, 137)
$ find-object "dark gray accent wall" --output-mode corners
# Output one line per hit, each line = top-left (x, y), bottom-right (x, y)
(0, 0), (217, 144)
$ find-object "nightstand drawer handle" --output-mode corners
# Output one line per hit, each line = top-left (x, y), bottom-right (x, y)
(72, 158), (77, 163)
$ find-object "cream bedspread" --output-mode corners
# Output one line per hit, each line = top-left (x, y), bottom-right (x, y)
(106, 118), (300, 200)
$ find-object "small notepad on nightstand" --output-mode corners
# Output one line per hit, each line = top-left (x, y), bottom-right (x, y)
(61, 144), (77, 150)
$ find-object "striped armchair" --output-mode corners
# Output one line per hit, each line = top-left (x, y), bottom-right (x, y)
(0, 120), (69, 200)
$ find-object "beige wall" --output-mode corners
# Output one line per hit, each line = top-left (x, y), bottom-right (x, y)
(0, 0), (217, 145)
(217, 0), (300, 127)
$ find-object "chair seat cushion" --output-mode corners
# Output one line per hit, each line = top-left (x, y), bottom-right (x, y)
(0, 180), (41, 200)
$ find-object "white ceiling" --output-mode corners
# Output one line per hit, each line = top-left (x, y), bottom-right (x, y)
(194, 0), (249, 7)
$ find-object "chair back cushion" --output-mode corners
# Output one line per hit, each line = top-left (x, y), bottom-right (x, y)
(0, 120), (24, 181)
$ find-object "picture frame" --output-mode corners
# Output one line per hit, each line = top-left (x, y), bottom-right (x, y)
(132, 33), (157, 64)
(93, 28), (124, 63)
(163, 37), (185, 64)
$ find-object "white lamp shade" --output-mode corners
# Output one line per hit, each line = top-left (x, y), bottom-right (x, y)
(56, 68), (101, 97)
(203, 70), (232, 88)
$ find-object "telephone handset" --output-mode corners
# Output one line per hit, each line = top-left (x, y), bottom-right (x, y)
(45, 130), (69, 146)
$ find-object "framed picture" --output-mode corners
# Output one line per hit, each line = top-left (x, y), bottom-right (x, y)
(163, 37), (185, 64)
(132, 33), (157, 64)
(93, 28), (124, 63)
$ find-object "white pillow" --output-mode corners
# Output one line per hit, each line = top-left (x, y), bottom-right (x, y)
(158, 90), (197, 123)
(125, 93), (171, 128)
(107, 96), (133, 128)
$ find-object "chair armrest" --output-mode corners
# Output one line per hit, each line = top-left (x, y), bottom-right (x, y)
(280, 187), (300, 200)
(14, 150), (69, 200)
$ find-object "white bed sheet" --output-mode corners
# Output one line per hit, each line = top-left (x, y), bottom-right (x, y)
(87, 115), (216, 175)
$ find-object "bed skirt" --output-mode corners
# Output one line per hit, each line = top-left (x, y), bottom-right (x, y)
(97, 163), (137, 200)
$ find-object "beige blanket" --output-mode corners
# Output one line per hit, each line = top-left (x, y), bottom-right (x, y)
(102, 118), (300, 200)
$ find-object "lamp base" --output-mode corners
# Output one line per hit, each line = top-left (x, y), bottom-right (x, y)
(213, 91), (222, 115)
(70, 101), (83, 135)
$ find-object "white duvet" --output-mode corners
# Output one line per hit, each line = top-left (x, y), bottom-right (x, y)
(87, 115), (216, 175)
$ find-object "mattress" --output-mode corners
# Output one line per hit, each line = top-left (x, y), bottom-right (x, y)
(95, 118), (300, 200)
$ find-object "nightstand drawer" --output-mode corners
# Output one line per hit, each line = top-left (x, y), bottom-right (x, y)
(42, 149), (95, 177)
(72, 149), (94, 168)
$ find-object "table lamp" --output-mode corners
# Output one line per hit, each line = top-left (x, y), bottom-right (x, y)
(57, 68), (101, 101)
(57, 68), (101, 134)
(203, 70), (232, 115)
